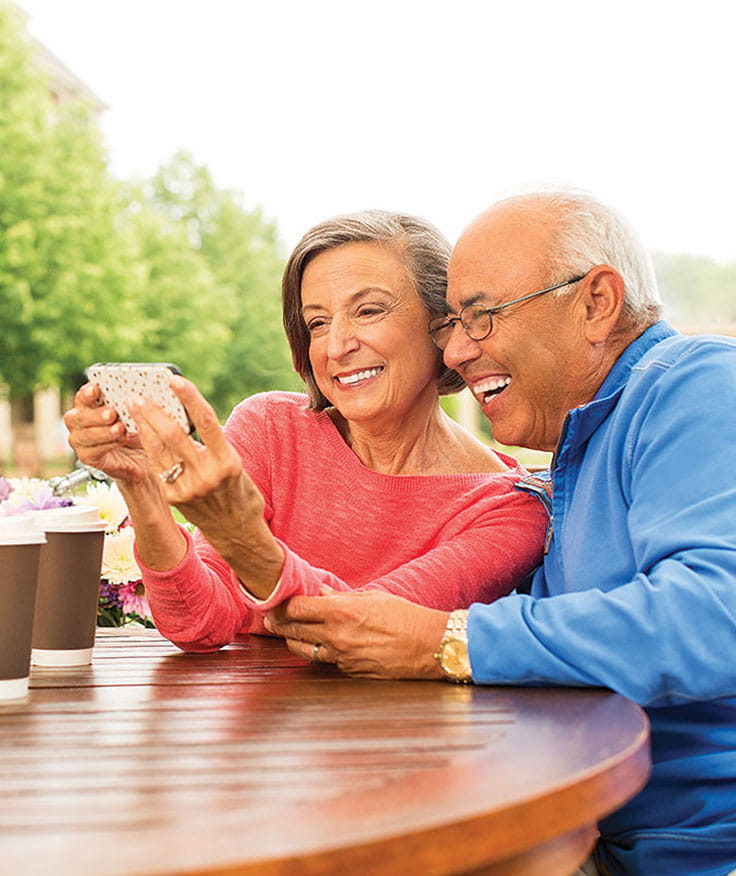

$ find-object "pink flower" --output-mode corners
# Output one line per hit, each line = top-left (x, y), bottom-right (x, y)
(117, 580), (151, 620)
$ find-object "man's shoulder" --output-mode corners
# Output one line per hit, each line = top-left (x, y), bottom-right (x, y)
(617, 330), (736, 421)
(636, 331), (736, 372)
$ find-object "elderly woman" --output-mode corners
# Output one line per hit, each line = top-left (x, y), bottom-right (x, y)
(65, 211), (547, 653)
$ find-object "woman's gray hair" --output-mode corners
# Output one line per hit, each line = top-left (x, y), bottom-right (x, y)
(282, 209), (464, 410)
(507, 188), (662, 327)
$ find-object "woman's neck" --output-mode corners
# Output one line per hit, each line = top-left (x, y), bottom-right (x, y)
(329, 396), (507, 477)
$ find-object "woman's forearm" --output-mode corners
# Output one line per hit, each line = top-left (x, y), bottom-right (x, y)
(117, 475), (188, 571)
(188, 476), (285, 600)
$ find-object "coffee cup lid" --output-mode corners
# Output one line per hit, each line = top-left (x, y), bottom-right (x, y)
(0, 513), (47, 544)
(29, 504), (108, 533)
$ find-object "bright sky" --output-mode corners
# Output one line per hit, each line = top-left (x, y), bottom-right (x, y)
(15, 0), (736, 262)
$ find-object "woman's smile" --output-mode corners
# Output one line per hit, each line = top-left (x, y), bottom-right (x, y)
(334, 366), (384, 387)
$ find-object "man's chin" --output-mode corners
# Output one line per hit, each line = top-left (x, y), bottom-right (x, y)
(488, 419), (534, 452)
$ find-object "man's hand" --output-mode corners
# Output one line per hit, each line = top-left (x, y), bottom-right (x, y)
(266, 589), (449, 680)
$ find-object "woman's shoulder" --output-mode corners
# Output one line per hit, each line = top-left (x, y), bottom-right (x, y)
(224, 391), (321, 461)
(442, 416), (524, 477)
(227, 390), (311, 425)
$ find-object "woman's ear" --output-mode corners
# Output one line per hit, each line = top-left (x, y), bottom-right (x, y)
(581, 265), (626, 344)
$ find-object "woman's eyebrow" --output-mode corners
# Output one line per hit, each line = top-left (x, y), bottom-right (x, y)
(301, 286), (393, 315)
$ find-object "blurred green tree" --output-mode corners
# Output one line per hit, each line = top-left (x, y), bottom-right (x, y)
(1, 7), (299, 418)
(0, 4), (136, 395)
(142, 152), (299, 417)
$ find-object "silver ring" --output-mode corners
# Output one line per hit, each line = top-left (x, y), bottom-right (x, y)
(159, 461), (185, 484)
(312, 643), (321, 663)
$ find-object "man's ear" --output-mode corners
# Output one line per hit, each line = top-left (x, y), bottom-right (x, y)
(581, 265), (626, 344)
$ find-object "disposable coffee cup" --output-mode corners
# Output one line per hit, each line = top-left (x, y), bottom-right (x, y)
(0, 514), (46, 700)
(30, 505), (107, 667)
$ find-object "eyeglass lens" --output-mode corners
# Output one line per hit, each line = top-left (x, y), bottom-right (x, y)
(428, 305), (491, 350)
(461, 305), (492, 341)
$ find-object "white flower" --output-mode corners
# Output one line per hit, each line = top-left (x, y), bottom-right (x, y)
(101, 526), (141, 585)
(81, 482), (129, 533)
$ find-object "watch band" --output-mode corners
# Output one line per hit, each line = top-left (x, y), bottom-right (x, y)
(434, 609), (472, 683)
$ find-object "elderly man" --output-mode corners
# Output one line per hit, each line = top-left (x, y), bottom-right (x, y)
(268, 190), (736, 875)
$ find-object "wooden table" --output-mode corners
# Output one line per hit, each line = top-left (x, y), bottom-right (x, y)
(0, 629), (650, 876)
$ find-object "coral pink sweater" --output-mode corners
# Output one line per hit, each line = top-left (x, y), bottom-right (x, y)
(140, 392), (548, 651)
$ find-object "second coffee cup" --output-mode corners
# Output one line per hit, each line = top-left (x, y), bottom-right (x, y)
(30, 505), (107, 667)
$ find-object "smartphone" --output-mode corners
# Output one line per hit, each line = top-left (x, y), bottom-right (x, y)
(84, 363), (193, 435)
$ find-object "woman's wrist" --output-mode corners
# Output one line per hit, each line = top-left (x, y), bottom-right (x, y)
(214, 519), (285, 600)
(118, 475), (188, 571)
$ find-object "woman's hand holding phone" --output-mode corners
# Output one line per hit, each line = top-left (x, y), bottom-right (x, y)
(64, 381), (151, 485)
(128, 377), (284, 598)
(66, 363), (284, 595)
(65, 363), (188, 486)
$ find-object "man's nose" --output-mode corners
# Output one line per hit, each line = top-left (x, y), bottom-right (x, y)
(442, 323), (482, 370)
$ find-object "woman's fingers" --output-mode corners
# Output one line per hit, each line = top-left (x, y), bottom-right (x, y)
(65, 384), (125, 450)
(128, 377), (242, 496)
(169, 377), (234, 456)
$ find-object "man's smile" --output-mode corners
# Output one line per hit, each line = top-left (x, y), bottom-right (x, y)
(471, 376), (511, 404)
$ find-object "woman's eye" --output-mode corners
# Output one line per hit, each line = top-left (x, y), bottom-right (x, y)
(306, 319), (329, 335)
(356, 306), (385, 320)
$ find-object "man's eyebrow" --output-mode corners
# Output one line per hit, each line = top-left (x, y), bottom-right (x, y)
(457, 292), (487, 309)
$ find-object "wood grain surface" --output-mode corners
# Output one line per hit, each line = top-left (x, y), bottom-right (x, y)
(0, 629), (650, 875)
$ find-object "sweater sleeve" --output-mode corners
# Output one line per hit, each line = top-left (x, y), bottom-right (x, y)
(137, 526), (266, 652)
(466, 343), (736, 707)
(241, 478), (548, 612)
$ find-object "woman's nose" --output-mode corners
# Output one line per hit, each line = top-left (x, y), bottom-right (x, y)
(326, 316), (359, 359)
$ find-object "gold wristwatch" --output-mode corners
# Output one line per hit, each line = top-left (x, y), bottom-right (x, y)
(434, 609), (472, 683)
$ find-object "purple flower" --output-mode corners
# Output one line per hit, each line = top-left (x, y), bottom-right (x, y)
(0, 478), (72, 514)
(99, 580), (124, 611)
(0, 477), (13, 502)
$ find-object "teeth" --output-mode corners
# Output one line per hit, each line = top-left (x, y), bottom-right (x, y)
(473, 376), (511, 398)
(336, 367), (382, 385)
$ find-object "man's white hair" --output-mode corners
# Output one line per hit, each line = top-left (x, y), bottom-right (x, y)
(499, 184), (662, 326)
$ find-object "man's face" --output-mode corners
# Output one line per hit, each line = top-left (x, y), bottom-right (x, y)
(445, 203), (594, 452)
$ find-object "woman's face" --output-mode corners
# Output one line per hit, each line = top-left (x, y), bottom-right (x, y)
(300, 241), (442, 428)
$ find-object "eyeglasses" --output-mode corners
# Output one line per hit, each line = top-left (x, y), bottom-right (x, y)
(428, 273), (589, 351)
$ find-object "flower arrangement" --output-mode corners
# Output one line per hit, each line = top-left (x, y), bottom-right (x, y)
(0, 475), (154, 628)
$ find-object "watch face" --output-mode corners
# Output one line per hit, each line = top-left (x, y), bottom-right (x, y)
(442, 640), (471, 680)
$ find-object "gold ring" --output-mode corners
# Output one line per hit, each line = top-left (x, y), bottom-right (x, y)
(312, 643), (321, 663)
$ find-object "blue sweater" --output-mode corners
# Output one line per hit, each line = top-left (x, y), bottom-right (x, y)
(468, 322), (736, 875)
